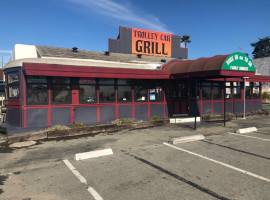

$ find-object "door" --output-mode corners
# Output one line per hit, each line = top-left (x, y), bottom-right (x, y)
(172, 79), (189, 116)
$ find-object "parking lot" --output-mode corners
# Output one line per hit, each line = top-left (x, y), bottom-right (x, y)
(0, 116), (270, 200)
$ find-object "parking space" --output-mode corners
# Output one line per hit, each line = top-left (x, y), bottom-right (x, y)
(62, 131), (270, 200)
(1, 116), (270, 200)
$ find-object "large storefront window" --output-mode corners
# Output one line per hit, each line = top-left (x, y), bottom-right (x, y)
(213, 82), (223, 100)
(202, 82), (211, 100)
(99, 79), (115, 103)
(253, 82), (260, 99)
(79, 78), (96, 104)
(7, 72), (20, 99)
(245, 82), (252, 99)
(134, 80), (148, 102)
(51, 77), (71, 104)
(26, 76), (48, 105)
(190, 79), (200, 100)
(117, 79), (132, 103)
(233, 82), (242, 99)
(149, 81), (163, 101)
(225, 82), (232, 99)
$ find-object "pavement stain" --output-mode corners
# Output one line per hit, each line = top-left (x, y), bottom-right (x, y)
(4, 138), (118, 169)
(0, 142), (13, 153)
(0, 175), (8, 194)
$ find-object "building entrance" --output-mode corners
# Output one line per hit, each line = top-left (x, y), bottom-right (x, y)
(172, 79), (189, 116)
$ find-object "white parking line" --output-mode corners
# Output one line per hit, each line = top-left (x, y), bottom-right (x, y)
(229, 132), (270, 142)
(63, 159), (103, 200)
(88, 187), (103, 200)
(163, 142), (270, 183)
(63, 159), (87, 184)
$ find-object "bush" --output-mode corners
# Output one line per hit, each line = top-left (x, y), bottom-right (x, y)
(150, 115), (160, 121)
(111, 118), (133, 124)
(46, 125), (69, 131)
(203, 114), (212, 120)
(221, 113), (232, 116)
(72, 122), (85, 128)
(262, 92), (270, 100)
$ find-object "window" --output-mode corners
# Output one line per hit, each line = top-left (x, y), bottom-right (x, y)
(164, 80), (171, 101)
(202, 87), (211, 100)
(201, 81), (211, 100)
(79, 78), (96, 104)
(7, 72), (20, 99)
(190, 88), (200, 100)
(26, 76), (48, 105)
(118, 86), (132, 102)
(213, 87), (222, 100)
(233, 82), (242, 99)
(0, 81), (5, 98)
(225, 82), (232, 99)
(213, 82), (223, 100)
(134, 80), (148, 102)
(51, 77), (71, 104)
(117, 79), (132, 103)
(172, 80), (187, 98)
(253, 82), (260, 99)
(149, 80), (163, 101)
(99, 79), (115, 103)
(149, 86), (163, 101)
(190, 79), (200, 100)
(245, 82), (252, 99)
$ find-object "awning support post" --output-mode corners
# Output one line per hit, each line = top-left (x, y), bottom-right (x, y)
(194, 78), (197, 130)
(243, 77), (249, 119)
(224, 78), (226, 126)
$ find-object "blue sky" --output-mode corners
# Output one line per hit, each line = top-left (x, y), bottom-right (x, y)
(0, 0), (269, 65)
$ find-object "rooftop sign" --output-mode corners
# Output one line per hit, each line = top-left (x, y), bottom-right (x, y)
(131, 28), (171, 57)
(109, 27), (188, 59)
(222, 52), (255, 72)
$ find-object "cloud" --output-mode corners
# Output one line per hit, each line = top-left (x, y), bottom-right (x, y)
(67, 0), (171, 33)
(0, 50), (12, 54)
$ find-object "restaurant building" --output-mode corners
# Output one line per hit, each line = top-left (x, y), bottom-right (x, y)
(3, 27), (270, 129)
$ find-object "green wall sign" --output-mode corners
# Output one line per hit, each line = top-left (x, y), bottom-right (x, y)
(222, 52), (255, 72)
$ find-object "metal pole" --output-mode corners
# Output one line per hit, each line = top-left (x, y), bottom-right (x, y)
(224, 78), (226, 126)
(243, 78), (246, 119)
(194, 78), (197, 130)
(242, 77), (249, 119)
(1, 56), (3, 68)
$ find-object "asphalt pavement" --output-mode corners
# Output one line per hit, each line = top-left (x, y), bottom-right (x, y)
(0, 115), (270, 200)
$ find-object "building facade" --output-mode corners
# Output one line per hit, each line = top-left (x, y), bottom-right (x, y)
(3, 27), (270, 129)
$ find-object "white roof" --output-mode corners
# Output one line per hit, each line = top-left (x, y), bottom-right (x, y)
(4, 44), (166, 70)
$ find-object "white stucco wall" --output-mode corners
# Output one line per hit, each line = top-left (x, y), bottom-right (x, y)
(253, 57), (270, 93)
(253, 57), (270, 76)
(10, 44), (38, 61)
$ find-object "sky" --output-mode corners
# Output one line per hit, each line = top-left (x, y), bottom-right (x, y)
(0, 0), (270, 65)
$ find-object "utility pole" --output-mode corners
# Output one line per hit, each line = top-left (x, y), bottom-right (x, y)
(1, 56), (3, 68)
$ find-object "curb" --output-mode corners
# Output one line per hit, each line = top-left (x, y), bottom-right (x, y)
(170, 117), (200, 123)
(170, 134), (205, 144)
(74, 148), (113, 161)
(236, 127), (257, 134)
(7, 120), (169, 144)
(8, 131), (47, 144)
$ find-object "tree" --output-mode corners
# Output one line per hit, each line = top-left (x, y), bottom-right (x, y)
(251, 37), (270, 58)
(181, 35), (191, 48)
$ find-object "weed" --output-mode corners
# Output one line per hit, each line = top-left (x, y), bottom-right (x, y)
(262, 92), (270, 100)
(72, 122), (85, 128)
(150, 115), (160, 121)
(46, 125), (69, 131)
(112, 118), (133, 124)
(203, 114), (212, 120)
